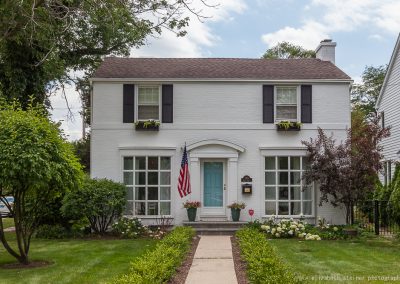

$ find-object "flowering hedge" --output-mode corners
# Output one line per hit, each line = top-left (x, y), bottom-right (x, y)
(236, 227), (301, 284)
(260, 218), (321, 240)
(113, 226), (194, 284)
(112, 217), (167, 240)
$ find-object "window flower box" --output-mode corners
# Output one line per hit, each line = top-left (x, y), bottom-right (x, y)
(276, 121), (301, 131)
(135, 120), (160, 131)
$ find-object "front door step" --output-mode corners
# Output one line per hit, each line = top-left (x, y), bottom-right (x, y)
(199, 215), (228, 222)
(183, 221), (247, 235)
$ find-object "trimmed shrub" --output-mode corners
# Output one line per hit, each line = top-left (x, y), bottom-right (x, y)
(113, 226), (194, 284)
(62, 177), (126, 234)
(35, 224), (85, 239)
(236, 227), (301, 284)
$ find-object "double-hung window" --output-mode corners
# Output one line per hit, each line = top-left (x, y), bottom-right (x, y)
(137, 86), (160, 120)
(123, 156), (171, 216)
(264, 156), (313, 216)
(275, 86), (298, 121)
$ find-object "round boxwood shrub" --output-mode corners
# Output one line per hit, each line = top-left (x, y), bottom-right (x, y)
(62, 177), (126, 234)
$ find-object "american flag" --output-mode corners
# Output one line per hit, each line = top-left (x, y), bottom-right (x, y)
(178, 145), (191, 198)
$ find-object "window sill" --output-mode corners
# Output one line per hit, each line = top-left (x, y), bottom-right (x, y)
(262, 215), (314, 219)
(123, 215), (174, 219)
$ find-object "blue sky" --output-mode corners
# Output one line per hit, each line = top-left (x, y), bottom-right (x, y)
(51, 0), (400, 140)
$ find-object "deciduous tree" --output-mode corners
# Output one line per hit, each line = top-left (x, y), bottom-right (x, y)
(71, 133), (91, 173)
(351, 65), (387, 118)
(0, 99), (83, 264)
(302, 112), (390, 224)
(262, 42), (316, 59)
(0, 0), (209, 113)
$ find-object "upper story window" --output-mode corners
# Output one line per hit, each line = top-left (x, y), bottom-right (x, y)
(137, 86), (160, 120)
(275, 86), (299, 121)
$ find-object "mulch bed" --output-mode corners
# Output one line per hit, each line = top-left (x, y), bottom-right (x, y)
(1, 260), (52, 269)
(231, 236), (249, 284)
(169, 235), (200, 284)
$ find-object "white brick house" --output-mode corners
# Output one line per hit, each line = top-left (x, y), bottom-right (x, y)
(376, 33), (400, 185)
(90, 40), (352, 225)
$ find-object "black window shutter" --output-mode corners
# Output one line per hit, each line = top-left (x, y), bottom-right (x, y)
(263, 85), (274, 123)
(123, 84), (135, 123)
(162, 84), (173, 123)
(301, 85), (312, 123)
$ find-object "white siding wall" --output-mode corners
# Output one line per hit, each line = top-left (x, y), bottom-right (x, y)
(379, 45), (400, 178)
(91, 81), (350, 225)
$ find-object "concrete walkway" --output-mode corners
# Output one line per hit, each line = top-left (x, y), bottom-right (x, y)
(185, 235), (238, 284)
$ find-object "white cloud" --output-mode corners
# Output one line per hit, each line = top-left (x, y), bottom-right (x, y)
(261, 0), (400, 49)
(133, 0), (246, 57)
(368, 34), (383, 41)
(261, 21), (328, 50)
(375, 1), (400, 34)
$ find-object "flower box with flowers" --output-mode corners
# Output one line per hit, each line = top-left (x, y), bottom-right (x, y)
(134, 120), (160, 131)
(276, 121), (302, 131)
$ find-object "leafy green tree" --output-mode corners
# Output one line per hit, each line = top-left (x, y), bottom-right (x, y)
(262, 42), (316, 59)
(388, 164), (400, 224)
(62, 177), (126, 235)
(0, 99), (83, 264)
(351, 65), (387, 117)
(0, 0), (206, 112)
(71, 133), (91, 173)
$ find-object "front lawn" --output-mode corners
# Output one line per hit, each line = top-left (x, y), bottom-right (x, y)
(1, 218), (14, 229)
(270, 238), (400, 282)
(0, 231), (157, 284)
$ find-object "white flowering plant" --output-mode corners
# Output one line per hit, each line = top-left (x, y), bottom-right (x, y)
(112, 217), (148, 239)
(147, 226), (167, 240)
(260, 217), (319, 240)
(307, 216), (346, 240)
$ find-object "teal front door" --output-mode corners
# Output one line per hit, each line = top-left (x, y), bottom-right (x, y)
(203, 162), (224, 208)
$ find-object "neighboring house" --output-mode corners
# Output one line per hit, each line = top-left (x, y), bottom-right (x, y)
(376, 33), (400, 186)
(90, 39), (352, 225)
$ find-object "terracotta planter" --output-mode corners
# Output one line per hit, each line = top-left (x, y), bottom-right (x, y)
(231, 208), (241, 222)
(187, 208), (197, 222)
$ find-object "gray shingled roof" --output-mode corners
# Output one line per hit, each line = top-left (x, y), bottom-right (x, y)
(93, 57), (351, 80)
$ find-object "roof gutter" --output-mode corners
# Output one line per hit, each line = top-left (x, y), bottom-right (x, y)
(89, 77), (353, 84)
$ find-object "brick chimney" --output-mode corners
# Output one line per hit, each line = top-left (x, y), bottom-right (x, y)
(315, 39), (336, 64)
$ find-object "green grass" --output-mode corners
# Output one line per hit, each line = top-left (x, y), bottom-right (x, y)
(1, 218), (14, 229)
(270, 238), (400, 283)
(0, 231), (157, 284)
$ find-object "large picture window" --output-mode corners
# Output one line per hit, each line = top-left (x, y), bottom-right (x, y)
(275, 86), (298, 121)
(123, 156), (171, 216)
(137, 86), (160, 120)
(264, 156), (313, 216)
